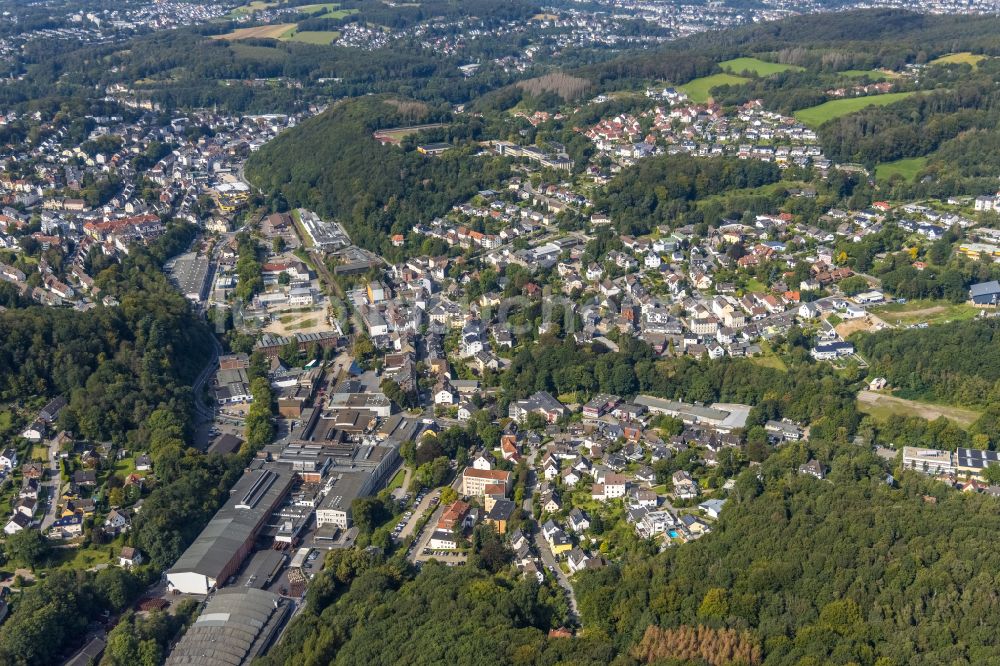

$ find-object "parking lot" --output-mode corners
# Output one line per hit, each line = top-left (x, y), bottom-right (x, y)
(395, 488), (440, 542)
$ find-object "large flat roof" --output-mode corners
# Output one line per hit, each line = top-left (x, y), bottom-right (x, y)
(318, 469), (374, 514)
(167, 465), (293, 581)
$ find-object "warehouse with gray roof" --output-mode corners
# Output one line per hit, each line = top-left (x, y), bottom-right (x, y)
(165, 588), (290, 666)
(166, 463), (294, 595)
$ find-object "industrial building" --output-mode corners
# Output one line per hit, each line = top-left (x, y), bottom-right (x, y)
(165, 251), (212, 304)
(166, 464), (294, 595)
(632, 396), (750, 433)
(165, 588), (290, 666)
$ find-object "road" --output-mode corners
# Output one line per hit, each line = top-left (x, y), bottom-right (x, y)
(406, 471), (465, 563)
(397, 487), (439, 542)
(520, 445), (579, 623)
(39, 436), (63, 530)
(191, 331), (223, 424)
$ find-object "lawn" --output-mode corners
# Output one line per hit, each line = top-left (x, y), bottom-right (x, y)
(386, 468), (406, 493)
(875, 156), (927, 183)
(50, 545), (115, 571)
(680, 73), (749, 103)
(0, 411), (15, 437)
(282, 30), (341, 44)
(858, 391), (982, 428)
(744, 278), (767, 293)
(931, 52), (986, 69)
(749, 342), (787, 372)
(113, 457), (138, 481)
(793, 92), (915, 128)
(719, 57), (803, 77)
(870, 298), (979, 327)
(750, 353), (787, 372)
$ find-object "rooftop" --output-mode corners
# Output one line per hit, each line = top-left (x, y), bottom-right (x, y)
(165, 588), (290, 666)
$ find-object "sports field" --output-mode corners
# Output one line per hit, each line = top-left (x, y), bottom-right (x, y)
(720, 57), (803, 76)
(680, 73), (749, 103)
(793, 92), (914, 127)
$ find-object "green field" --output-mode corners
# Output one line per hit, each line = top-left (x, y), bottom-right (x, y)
(793, 92), (915, 127)
(224, 0), (279, 19)
(875, 156), (928, 183)
(931, 52), (986, 68)
(680, 73), (749, 103)
(297, 3), (357, 18)
(869, 298), (979, 327)
(858, 390), (982, 428)
(282, 29), (341, 44)
(838, 69), (896, 80)
(720, 57), (804, 76)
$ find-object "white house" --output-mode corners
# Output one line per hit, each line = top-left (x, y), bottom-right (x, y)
(0, 448), (18, 472)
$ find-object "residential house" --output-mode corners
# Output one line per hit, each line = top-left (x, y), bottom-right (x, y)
(799, 459), (826, 479)
(567, 508), (590, 533)
(119, 546), (143, 569)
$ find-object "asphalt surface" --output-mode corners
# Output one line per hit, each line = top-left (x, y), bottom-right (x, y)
(520, 445), (580, 622)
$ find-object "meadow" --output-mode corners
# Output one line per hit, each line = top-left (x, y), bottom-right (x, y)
(719, 57), (804, 76)
(875, 156), (928, 182)
(680, 73), (749, 103)
(793, 92), (914, 127)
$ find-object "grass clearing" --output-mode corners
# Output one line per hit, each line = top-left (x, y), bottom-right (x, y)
(224, 0), (279, 19)
(794, 92), (915, 127)
(680, 73), (749, 103)
(869, 298), (979, 327)
(212, 23), (296, 41)
(750, 353), (787, 372)
(931, 52), (986, 68)
(282, 29), (341, 44)
(296, 4), (357, 18)
(875, 156), (928, 183)
(838, 69), (898, 80)
(858, 390), (982, 427)
(720, 57), (803, 76)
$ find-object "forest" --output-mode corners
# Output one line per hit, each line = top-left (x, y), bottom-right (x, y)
(594, 156), (783, 235)
(0, 225), (247, 664)
(854, 318), (1000, 412)
(250, 438), (1000, 666)
(245, 96), (511, 258)
(257, 551), (615, 666)
(575, 442), (1000, 666)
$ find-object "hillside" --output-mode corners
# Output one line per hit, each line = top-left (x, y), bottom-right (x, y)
(244, 96), (510, 256)
(258, 443), (1000, 666)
